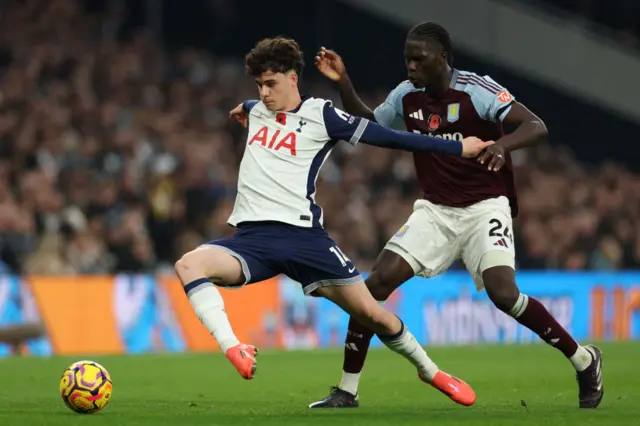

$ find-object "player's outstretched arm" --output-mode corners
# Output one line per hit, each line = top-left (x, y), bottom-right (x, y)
(360, 120), (493, 157)
(323, 103), (493, 157)
(315, 47), (376, 121)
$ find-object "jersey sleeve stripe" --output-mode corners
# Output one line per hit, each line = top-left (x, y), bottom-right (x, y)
(458, 73), (503, 92)
(477, 76), (503, 93)
(457, 77), (500, 94)
(348, 118), (369, 145)
(457, 75), (501, 94)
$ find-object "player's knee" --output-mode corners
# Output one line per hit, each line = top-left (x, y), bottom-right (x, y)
(365, 268), (395, 301)
(483, 266), (519, 312)
(175, 246), (244, 286)
(365, 250), (414, 301)
(174, 256), (191, 281)
(174, 250), (205, 282)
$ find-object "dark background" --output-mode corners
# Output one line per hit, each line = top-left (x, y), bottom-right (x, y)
(97, 0), (640, 170)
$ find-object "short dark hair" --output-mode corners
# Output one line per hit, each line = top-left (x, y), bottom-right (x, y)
(407, 22), (454, 66)
(245, 37), (305, 77)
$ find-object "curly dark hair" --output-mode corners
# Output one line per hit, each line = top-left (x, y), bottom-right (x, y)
(245, 37), (305, 77)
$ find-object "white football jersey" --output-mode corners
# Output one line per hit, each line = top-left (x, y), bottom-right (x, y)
(227, 95), (365, 228)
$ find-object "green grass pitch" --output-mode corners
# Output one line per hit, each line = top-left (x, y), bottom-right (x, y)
(0, 342), (638, 425)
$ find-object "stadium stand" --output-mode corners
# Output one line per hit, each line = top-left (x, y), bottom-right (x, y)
(0, 0), (639, 277)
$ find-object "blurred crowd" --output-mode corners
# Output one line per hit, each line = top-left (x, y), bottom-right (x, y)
(0, 0), (639, 276)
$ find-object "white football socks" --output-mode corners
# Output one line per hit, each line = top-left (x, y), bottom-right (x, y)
(570, 345), (594, 372)
(184, 278), (239, 353)
(339, 333), (439, 396)
(339, 372), (361, 396)
(380, 323), (439, 381)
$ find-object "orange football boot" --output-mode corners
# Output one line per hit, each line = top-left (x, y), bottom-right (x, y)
(226, 343), (258, 380)
(419, 370), (476, 406)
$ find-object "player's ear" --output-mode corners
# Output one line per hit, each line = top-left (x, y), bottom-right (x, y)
(287, 71), (298, 86)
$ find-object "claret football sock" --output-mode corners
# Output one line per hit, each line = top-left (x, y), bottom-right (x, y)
(508, 292), (592, 371)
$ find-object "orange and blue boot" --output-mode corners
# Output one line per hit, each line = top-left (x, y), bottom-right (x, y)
(419, 370), (476, 406)
(225, 343), (259, 380)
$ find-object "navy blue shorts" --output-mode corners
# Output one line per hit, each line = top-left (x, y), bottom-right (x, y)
(203, 222), (361, 295)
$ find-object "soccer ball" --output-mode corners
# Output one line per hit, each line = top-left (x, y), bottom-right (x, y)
(59, 360), (113, 414)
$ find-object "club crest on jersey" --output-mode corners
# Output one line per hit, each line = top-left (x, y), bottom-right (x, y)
(447, 103), (460, 123)
(427, 113), (441, 132)
(395, 225), (409, 237)
(276, 113), (287, 125)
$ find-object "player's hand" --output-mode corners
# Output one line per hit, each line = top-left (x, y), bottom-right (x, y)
(460, 137), (495, 158)
(477, 144), (506, 171)
(315, 47), (347, 83)
(229, 103), (247, 128)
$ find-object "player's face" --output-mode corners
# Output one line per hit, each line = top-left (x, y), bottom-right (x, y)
(255, 70), (298, 111)
(404, 39), (447, 90)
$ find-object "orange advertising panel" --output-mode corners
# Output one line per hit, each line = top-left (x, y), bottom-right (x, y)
(28, 276), (124, 355)
(161, 277), (281, 351)
(591, 285), (640, 341)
